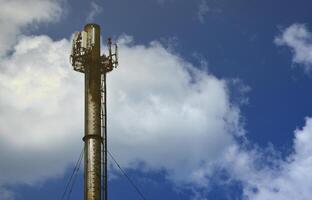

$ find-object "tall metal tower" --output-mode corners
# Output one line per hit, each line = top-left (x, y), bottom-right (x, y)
(70, 24), (118, 200)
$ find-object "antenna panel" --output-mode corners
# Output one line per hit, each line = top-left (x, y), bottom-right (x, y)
(91, 27), (96, 45)
(71, 32), (79, 55)
(81, 31), (88, 49)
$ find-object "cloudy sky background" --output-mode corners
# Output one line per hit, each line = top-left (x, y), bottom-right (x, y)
(1, 0), (312, 199)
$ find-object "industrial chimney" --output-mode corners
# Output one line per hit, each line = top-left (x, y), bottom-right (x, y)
(70, 24), (118, 200)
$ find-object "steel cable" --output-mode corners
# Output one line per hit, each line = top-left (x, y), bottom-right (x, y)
(60, 146), (84, 200)
(108, 150), (147, 200)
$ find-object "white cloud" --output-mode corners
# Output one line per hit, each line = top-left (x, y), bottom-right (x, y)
(0, 35), (83, 186)
(86, 2), (102, 22)
(275, 23), (312, 73)
(0, 33), (245, 191)
(107, 36), (244, 185)
(225, 117), (312, 200)
(0, 1), (245, 193)
(0, 1), (248, 196)
(0, 0), (79, 190)
(0, 0), (62, 56)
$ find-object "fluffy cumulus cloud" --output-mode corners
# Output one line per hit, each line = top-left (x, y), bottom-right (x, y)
(275, 23), (312, 73)
(0, 0), (245, 196)
(0, 0), (70, 199)
(224, 117), (312, 200)
(0, 0), (62, 56)
(0, 34), (245, 189)
(0, 35), (83, 187)
(107, 36), (244, 185)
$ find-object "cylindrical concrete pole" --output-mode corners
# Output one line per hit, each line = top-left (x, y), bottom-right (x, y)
(83, 24), (102, 200)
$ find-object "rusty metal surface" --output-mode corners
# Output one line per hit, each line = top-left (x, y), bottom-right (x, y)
(84, 24), (102, 200)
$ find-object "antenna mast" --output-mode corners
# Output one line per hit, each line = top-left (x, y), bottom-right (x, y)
(70, 24), (118, 200)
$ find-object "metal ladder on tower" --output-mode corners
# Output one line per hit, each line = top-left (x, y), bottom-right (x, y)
(101, 73), (108, 200)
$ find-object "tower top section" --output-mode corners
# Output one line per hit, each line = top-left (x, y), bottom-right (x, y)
(84, 23), (100, 30)
(70, 24), (118, 73)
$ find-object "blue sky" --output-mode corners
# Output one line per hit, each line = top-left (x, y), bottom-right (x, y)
(2, 0), (312, 200)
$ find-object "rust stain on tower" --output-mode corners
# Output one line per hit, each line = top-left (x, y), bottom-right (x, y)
(70, 24), (118, 200)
